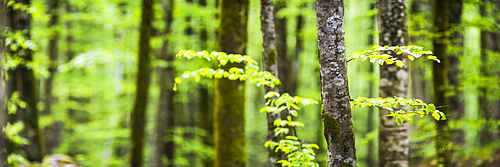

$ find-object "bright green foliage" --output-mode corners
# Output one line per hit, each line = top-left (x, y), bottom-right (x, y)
(351, 97), (446, 125)
(347, 45), (439, 67)
(3, 121), (29, 145)
(175, 50), (319, 166)
(7, 154), (30, 166)
(7, 92), (26, 114)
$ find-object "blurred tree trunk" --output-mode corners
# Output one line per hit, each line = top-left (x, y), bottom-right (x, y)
(432, 0), (451, 166)
(260, 0), (283, 166)
(44, 0), (62, 153)
(275, 1), (297, 96)
(130, 0), (153, 166)
(150, 0), (176, 166)
(316, 0), (356, 166)
(447, 0), (464, 148)
(4, 0), (45, 162)
(366, 2), (376, 166)
(478, 0), (500, 146)
(377, 0), (410, 166)
(0, 1), (8, 166)
(214, 0), (248, 166)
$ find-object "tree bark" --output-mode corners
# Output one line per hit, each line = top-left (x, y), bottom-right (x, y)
(4, 0), (45, 162)
(376, 0), (410, 166)
(432, 0), (452, 166)
(214, 0), (248, 166)
(316, 0), (356, 166)
(0, 1), (8, 166)
(130, 0), (153, 166)
(150, 0), (176, 166)
(260, 0), (283, 166)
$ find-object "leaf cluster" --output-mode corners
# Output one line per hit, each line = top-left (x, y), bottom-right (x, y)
(264, 136), (319, 167)
(351, 96), (447, 125)
(347, 45), (439, 67)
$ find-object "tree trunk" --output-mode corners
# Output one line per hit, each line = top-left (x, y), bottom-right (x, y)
(150, 0), (176, 166)
(478, 0), (500, 146)
(376, 0), (410, 166)
(447, 0), (464, 148)
(432, 0), (451, 166)
(316, 0), (356, 166)
(5, 0), (45, 162)
(130, 0), (153, 166)
(260, 0), (282, 166)
(0, 1), (8, 165)
(366, 3), (376, 166)
(214, 0), (248, 166)
(275, 1), (297, 96)
(44, 0), (62, 153)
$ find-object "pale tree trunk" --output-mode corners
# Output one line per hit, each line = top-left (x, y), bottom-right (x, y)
(44, 0), (62, 153)
(150, 0), (176, 166)
(432, 0), (452, 166)
(5, 0), (45, 162)
(260, 0), (282, 166)
(316, 0), (356, 166)
(214, 0), (248, 166)
(130, 0), (153, 166)
(377, 0), (410, 166)
(0, 1), (8, 166)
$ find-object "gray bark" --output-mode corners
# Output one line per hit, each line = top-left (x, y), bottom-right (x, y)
(316, 0), (356, 166)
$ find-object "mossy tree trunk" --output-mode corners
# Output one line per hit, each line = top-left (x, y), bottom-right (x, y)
(150, 0), (176, 166)
(4, 0), (45, 162)
(44, 0), (62, 153)
(376, 0), (410, 166)
(478, 0), (500, 146)
(260, 0), (283, 166)
(130, 0), (153, 166)
(214, 0), (248, 166)
(432, 0), (452, 166)
(316, 0), (356, 166)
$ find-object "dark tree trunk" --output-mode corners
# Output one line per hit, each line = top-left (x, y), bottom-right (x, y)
(4, 0), (45, 162)
(44, 0), (62, 153)
(130, 0), (153, 166)
(316, 0), (356, 166)
(214, 0), (248, 166)
(377, 0), (410, 166)
(366, 3), (376, 166)
(0, 1), (8, 166)
(275, 1), (297, 96)
(447, 0), (464, 148)
(432, 0), (452, 166)
(150, 0), (176, 166)
(260, 0), (282, 166)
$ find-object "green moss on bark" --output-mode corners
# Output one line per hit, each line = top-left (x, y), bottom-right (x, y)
(322, 112), (341, 145)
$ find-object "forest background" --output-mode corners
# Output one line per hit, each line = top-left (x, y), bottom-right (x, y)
(0, 0), (499, 166)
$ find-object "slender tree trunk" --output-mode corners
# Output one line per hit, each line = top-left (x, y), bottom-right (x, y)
(0, 1), (8, 166)
(366, 3), (376, 166)
(316, 1), (356, 166)
(447, 0), (464, 148)
(214, 0), (248, 166)
(275, 1), (297, 96)
(130, 0), (153, 166)
(44, 0), (62, 153)
(432, 0), (451, 166)
(150, 0), (176, 166)
(5, 0), (45, 162)
(260, 0), (282, 166)
(377, 0), (410, 166)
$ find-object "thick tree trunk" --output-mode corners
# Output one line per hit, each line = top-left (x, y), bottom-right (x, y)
(432, 0), (452, 166)
(5, 0), (45, 162)
(260, 0), (282, 166)
(478, 0), (500, 146)
(447, 0), (464, 148)
(376, 0), (410, 166)
(150, 0), (176, 166)
(214, 0), (248, 166)
(44, 0), (62, 153)
(130, 0), (153, 166)
(316, 1), (356, 166)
